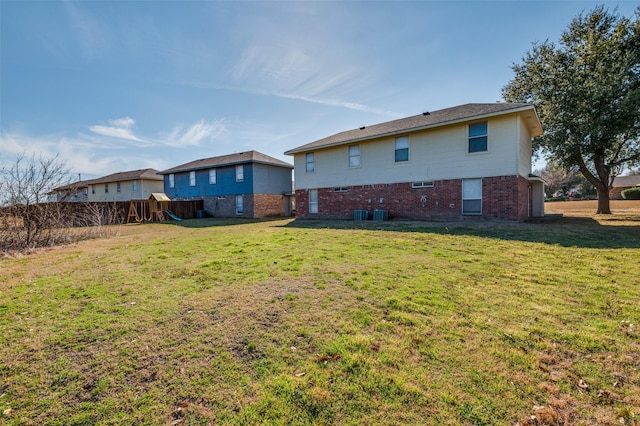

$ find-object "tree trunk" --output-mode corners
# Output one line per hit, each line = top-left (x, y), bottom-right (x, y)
(596, 185), (612, 214)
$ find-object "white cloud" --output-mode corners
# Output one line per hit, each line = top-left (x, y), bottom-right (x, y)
(89, 117), (146, 143)
(0, 131), (128, 177)
(163, 119), (226, 147)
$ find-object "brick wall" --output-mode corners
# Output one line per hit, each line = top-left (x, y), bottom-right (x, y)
(202, 194), (287, 218)
(609, 187), (628, 200)
(253, 194), (286, 218)
(203, 196), (238, 217)
(295, 175), (529, 221)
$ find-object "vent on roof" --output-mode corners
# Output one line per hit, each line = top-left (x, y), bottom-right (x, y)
(422, 111), (430, 116)
(359, 126), (365, 130)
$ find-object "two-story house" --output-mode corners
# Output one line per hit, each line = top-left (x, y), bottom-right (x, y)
(158, 151), (294, 218)
(284, 103), (545, 221)
(52, 169), (164, 202)
(87, 169), (164, 202)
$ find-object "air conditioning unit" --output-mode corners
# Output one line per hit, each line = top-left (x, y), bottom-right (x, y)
(373, 209), (388, 221)
(354, 210), (368, 221)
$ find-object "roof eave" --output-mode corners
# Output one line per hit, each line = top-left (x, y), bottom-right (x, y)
(158, 159), (292, 175)
(285, 105), (540, 155)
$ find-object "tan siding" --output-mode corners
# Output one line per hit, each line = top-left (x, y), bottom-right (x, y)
(87, 179), (164, 202)
(294, 115), (528, 190)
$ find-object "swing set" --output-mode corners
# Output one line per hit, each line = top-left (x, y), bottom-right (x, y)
(127, 193), (172, 224)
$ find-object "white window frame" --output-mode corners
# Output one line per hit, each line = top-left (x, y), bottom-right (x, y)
(116, 182), (121, 193)
(236, 165), (244, 182)
(235, 195), (243, 215)
(462, 178), (482, 215)
(91, 185), (95, 194)
(132, 180), (137, 192)
(169, 174), (175, 188)
(209, 168), (217, 184)
(104, 183), (109, 193)
(468, 121), (488, 154)
(395, 136), (409, 162)
(189, 171), (196, 186)
(412, 181), (434, 188)
(308, 189), (318, 214)
(348, 145), (360, 168)
(305, 153), (315, 173)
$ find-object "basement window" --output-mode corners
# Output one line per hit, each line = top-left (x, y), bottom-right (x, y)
(412, 181), (434, 188)
(333, 187), (349, 192)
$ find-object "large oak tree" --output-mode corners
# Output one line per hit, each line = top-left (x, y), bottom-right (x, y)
(502, 6), (640, 214)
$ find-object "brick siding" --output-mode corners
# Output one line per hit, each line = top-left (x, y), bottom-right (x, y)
(253, 194), (286, 217)
(295, 175), (531, 221)
(202, 194), (286, 218)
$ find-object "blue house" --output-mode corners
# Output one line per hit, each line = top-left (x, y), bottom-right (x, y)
(158, 151), (294, 218)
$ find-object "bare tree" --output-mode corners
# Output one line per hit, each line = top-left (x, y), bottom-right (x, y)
(0, 153), (77, 251)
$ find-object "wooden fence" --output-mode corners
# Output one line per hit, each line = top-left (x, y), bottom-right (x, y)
(1, 200), (205, 229)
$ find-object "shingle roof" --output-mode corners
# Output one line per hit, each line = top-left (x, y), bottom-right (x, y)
(158, 150), (293, 175)
(52, 168), (162, 191)
(612, 175), (640, 187)
(285, 103), (541, 155)
(88, 168), (163, 184)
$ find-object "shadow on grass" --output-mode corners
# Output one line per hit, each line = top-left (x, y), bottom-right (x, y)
(171, 217), (291, 229)
(282, 215), (640, 249)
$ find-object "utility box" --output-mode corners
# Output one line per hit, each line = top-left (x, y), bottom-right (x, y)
(354, 210), (369, 221)
(373, 209), (388, 221)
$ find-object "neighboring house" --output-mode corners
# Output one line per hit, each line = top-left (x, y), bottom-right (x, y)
(158, 151), (294, 218)
(284, 103), (545, 222)
(610, 175), (640, 199)
(86, 169), (164, 202)
(50, 181), (90, 202)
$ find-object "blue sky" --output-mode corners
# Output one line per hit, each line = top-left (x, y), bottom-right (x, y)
(1, 0), (638, 179)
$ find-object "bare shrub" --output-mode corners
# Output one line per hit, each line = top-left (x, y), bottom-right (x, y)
(0, 153), (119, 254)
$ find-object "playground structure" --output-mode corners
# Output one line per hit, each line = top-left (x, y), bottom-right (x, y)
(127, 193), (181, 223)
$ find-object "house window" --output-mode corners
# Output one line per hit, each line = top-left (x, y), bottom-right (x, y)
(169, 174), (175, 188)
(236, 165), (244, 182)
(116, 182), (121, 193)
(308, 189), (318, 214)
(349, 145), (360, 168)
(462, 178), (482, 215)
(236, 195), (243, 215)
(105, 183), (109, 193)
(305, 153), (315, 173)
(189, 171), (196, 186)
(468, 121), (488, 153)
(91, 185), (95, 194)
(132, 181), (137, 192)
(209, 169), (217, 184)
(412, 181), (434, 188)
(395, 136), (409, 162)
(333, 187), (349, 192)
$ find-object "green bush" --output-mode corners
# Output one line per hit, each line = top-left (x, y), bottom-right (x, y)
(621, 187), (640, 200)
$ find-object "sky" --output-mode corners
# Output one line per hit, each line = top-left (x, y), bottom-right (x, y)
(1, 0), (638, 180)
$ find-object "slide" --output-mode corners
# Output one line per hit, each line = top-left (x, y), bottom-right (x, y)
(164, 210), (182, 221)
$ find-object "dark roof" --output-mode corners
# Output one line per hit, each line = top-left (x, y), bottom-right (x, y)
(285, 103), (542, 155)
(158, 150), (293, 175)
(612, 175), (640, 187)
(88, 168), (163, 184)
(52, 168), (162, 191)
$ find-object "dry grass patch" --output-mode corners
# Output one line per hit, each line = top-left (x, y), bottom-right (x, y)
(1, 215), (639, 425)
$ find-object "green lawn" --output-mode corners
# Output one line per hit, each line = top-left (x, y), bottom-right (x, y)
(1, 216), (639, 425)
